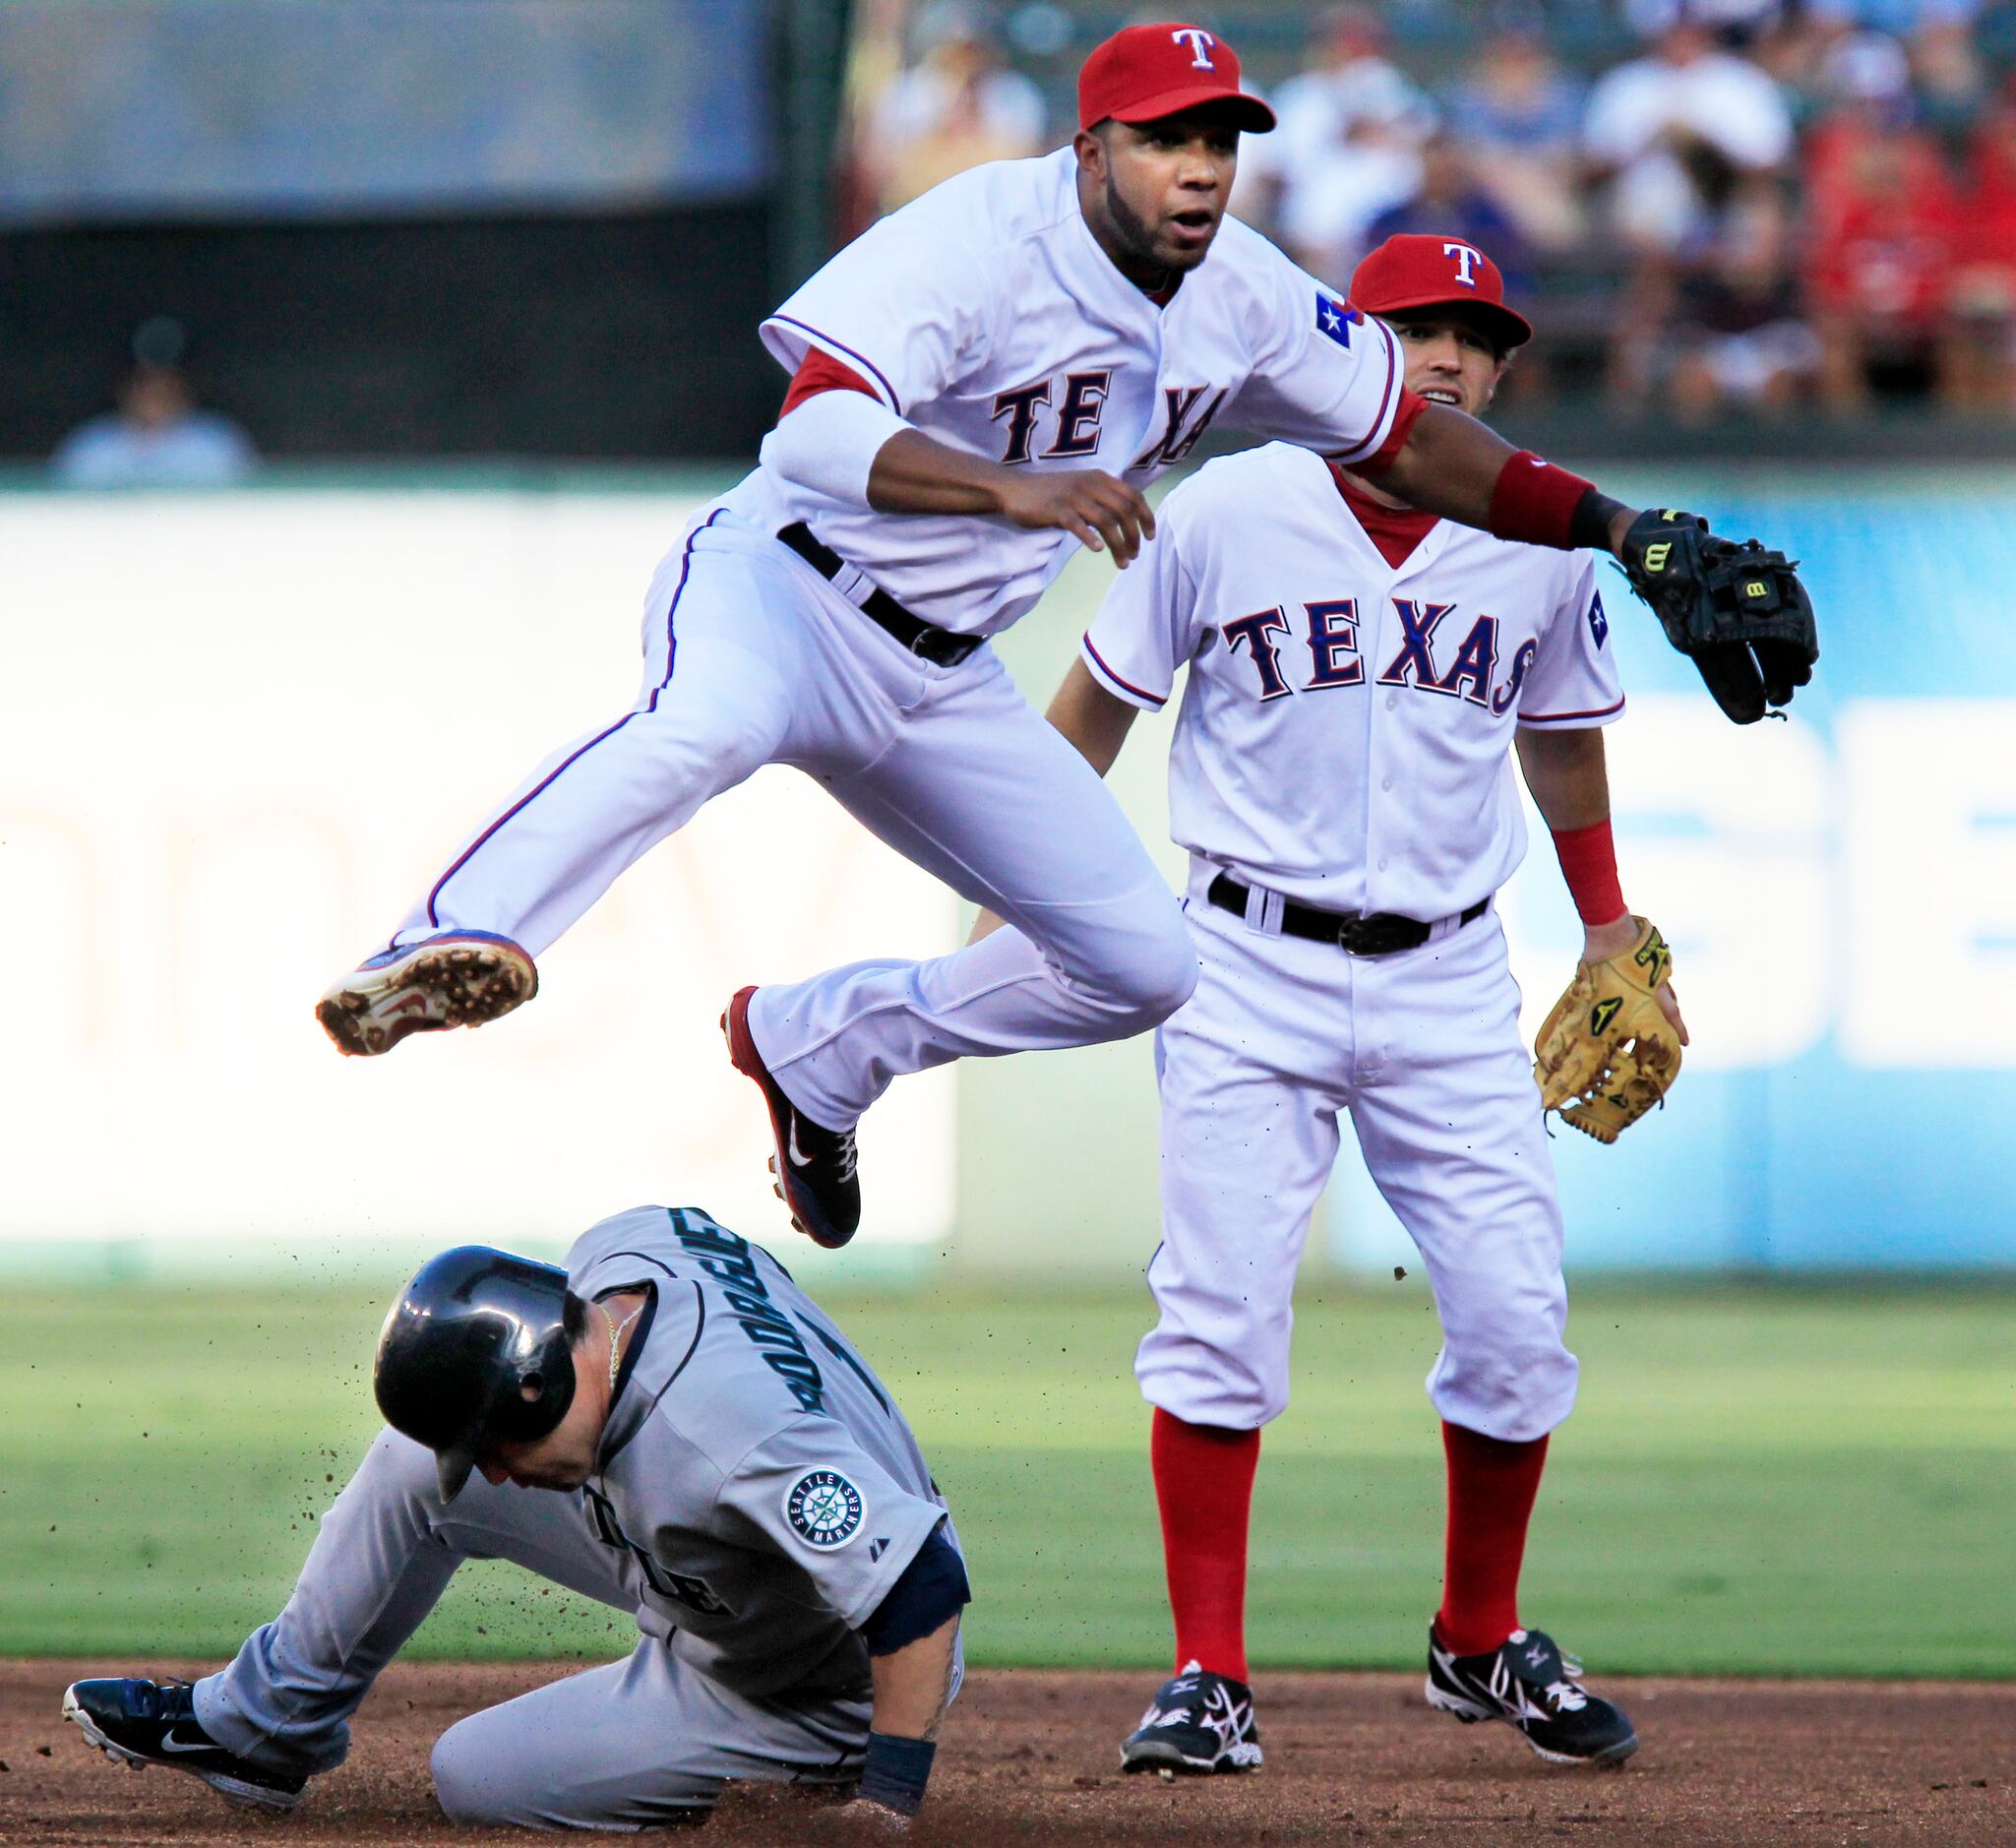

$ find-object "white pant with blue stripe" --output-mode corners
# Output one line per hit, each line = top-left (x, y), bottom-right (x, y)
(388, 510), (1196, 1129)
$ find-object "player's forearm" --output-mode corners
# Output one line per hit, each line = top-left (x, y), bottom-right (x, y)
(1517, 726), (1636, 951)
(1375, 404), (1639, 554)
(866, 428), (1022, 518)
(868, 1613), (959, 1740)
(1047, 656), (1140, 779)
(1514, 725), (1611, 832)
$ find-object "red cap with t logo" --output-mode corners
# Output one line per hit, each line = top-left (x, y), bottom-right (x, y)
(1350, 234), (1533, 349)
(1078, 23), (1276, 133)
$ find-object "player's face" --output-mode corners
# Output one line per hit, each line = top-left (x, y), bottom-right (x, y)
(475, 1352), (603, 1490)
(1384, 313), (1508, 419)
(1076, 111), (1241, 282)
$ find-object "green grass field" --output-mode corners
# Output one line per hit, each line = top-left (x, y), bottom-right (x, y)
(5, 1278), (2010, 1679)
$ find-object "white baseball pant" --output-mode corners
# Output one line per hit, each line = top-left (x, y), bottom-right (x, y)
(1136, 867), (1579, 1443)
(388, 513), (1196, 1129)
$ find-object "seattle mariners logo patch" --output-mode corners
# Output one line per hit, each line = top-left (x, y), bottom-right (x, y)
(784, 1469), (864, 1550)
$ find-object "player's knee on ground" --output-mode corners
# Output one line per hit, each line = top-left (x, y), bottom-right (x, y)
(431, 1719), (581, 1828)
(430, 1721), (503, 1825)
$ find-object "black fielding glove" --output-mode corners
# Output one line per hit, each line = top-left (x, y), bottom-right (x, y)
(1618, 509), (1819, 724)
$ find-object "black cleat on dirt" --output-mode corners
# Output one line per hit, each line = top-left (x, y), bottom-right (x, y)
(1426, 1624), (1638, 1765)
(64, 1677), (308, 1813)
(1120, 1660), (1264, 1777)
(722, 985), (861, 1250)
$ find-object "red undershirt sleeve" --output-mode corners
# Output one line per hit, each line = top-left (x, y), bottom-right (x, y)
(780, 348), (883, 417)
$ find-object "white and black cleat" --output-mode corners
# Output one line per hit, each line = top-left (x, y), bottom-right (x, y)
(64, 1677), (307, 1813)
(316, 930), (536, 1057)
(1120, 1660), (1264, 1777)
(1426, 1624), (1638, 1765)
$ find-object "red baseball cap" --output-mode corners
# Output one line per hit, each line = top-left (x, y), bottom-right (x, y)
(1078, 23), (1275, 134)
(1350, 234), (1533, 349)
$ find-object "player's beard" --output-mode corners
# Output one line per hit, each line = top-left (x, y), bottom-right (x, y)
(1102, 174), (1201, 284)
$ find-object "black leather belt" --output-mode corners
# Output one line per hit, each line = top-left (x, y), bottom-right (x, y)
(1207, 873), (1488, 956)
(776, 522), (982, 667)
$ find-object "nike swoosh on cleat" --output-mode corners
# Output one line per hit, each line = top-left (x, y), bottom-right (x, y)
(786, 1121), (814, 1169)
(156, 1732), (218, 1756)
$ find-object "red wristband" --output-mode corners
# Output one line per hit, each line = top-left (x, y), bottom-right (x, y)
(1488, 451), (1594, 551)
(1551, 818), (1627, 927)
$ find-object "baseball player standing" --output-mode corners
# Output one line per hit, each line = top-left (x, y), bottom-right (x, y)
(64, 1205), (968, 1827)
(314, 23), (1809, 1257)
(984, 236), (1691, 1774)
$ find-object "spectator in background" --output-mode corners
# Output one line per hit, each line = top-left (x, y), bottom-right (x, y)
(1443, 10), (1586, 250)
(1941, 68), (2016, 405)
(1365, 134), (1532, 296)
(51, 318), (256, 488)
(1664, 182), (1819, 419)
(1802, 38), (1965, 411)
(1251, 5), (1437, 279)
(866, 1), (1046, 216)
(1583, 14), (1795, 257)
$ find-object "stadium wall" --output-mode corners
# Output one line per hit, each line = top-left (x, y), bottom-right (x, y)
(3, 468), (2010, 1280)
(1, 207), (780, 462)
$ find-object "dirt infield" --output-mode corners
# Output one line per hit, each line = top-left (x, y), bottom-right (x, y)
(3, 1660), (2010, 1846)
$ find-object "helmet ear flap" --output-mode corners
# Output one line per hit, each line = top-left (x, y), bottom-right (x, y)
(373, 1249), (580, 1491)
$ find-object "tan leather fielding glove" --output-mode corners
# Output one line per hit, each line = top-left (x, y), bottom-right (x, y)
(1532, 918), (1682, 1144)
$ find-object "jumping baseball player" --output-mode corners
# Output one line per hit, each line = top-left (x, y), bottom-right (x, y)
(981, 235), (1713, 1775)
(63, 1205), (968, 1828)
(314, 23), (1812, 1257)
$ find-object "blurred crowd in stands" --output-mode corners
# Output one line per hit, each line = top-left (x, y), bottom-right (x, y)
(852, 0), (2016, 417)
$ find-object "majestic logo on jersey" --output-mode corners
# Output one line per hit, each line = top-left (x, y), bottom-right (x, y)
(1223, 596), (1532, 712)
(785, 1470), (864, 1550)
(1315, 295), (1361, 349)
(1587, 589), (1609, 649)
(1442, 241), (1483, 287)
(992, 371), (1112, 464)
(1171, 27), (1218, 69)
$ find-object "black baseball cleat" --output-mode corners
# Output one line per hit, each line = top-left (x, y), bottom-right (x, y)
(1120, 1660), (1264, 1777)
(316, 930), (537, 1057)
(722, 986), (861, 1250)
(1426, 1624), (1638, 1765)
(64, 1676), (308, 1813)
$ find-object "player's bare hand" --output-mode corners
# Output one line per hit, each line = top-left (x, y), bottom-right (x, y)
(1656, 978), (1688, 1046)
(995, 468), (1156, 566)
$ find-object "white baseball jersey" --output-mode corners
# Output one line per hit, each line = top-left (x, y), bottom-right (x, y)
(716, 146), (1406, 637)
(1082, 441), (1623, 920)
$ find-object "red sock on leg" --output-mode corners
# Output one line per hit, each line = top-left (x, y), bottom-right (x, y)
(1436, 1420), (1550, 1657)
(1151, 1407), (1260, 1683)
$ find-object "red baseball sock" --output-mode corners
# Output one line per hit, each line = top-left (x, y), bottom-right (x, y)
(1436, 1420), (1550, 1657)
(1151, 1407), (1260, 1683)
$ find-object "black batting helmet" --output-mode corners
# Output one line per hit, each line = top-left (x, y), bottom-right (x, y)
(373, 1246), (580, 1501)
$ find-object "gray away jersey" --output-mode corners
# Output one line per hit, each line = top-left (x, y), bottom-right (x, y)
(566, 1205), (960, 1699)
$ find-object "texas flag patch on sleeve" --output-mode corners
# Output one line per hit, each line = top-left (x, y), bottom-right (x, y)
(1315, 294), (1362, 348)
